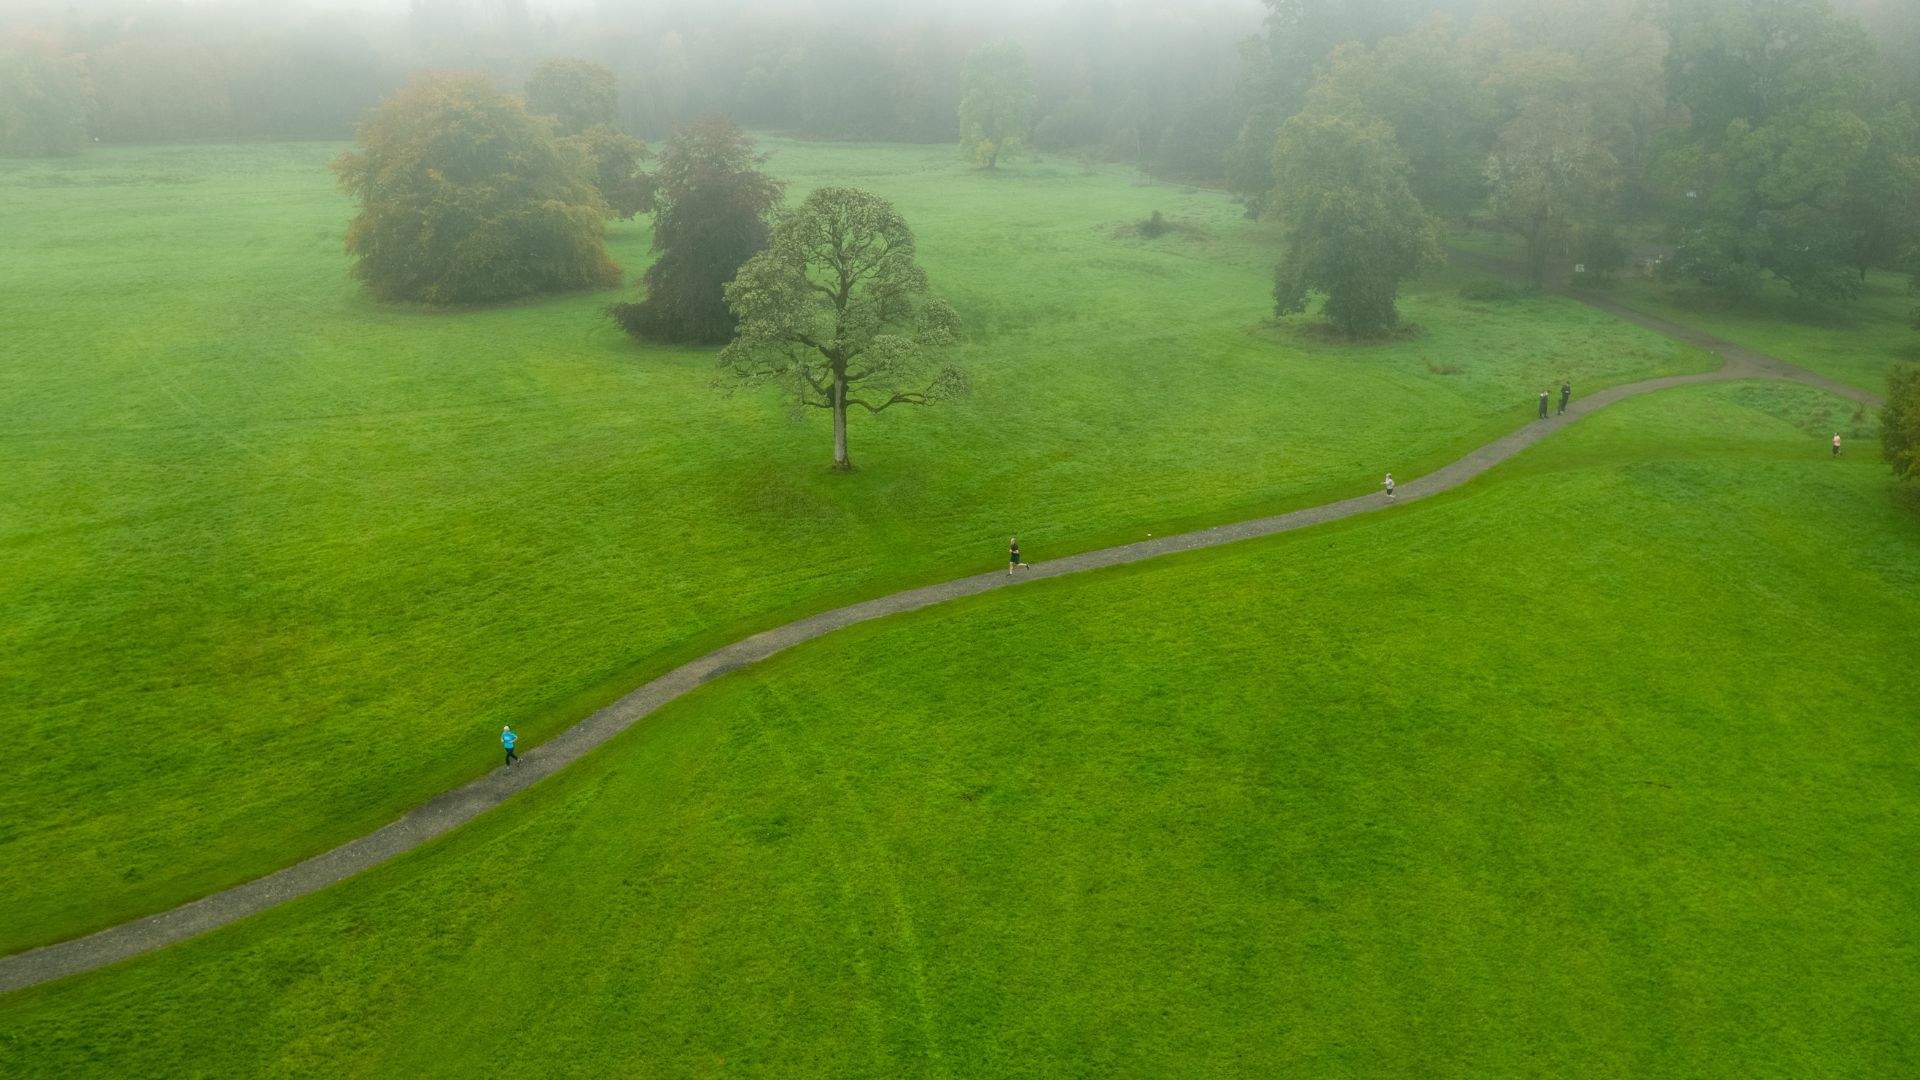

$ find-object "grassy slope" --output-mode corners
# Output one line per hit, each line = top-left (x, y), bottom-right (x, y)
(4, 382), (1914, 1078)
(0, 141), (1710, 952)
(1450, 225), (1919, 393)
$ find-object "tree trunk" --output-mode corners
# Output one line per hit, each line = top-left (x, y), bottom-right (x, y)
(831, 371), (852, 471)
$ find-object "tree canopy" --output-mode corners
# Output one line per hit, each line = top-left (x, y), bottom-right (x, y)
(1306, 24), (1494, 217)
(1883, 364), (1920, 481)
(1655, 0), (1892, 300)
(1487, 100), (1619, 287)
(611, 117), (783, 345)
(524, 58), (618, 136)
(331, 72), (619, 305)
(568, 124), (655, 220)
(1269, 108), (1443, 336)
(720, 188), (963, 471)
(958, 41), (1035, 170)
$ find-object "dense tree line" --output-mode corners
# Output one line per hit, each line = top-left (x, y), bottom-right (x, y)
(6, 0), (1914, 341)
(1226, 0), (1920, 333)
(0, 1), (1251, 182)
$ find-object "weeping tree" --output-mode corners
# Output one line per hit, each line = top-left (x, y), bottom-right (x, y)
(720, 187), (964, 471)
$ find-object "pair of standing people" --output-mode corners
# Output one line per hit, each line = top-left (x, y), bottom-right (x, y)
(1540, 381), (1572, 419)
(1395, 380), (1575, 498)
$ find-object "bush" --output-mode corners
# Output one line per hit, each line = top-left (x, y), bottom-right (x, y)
(332, 72), (619, 305)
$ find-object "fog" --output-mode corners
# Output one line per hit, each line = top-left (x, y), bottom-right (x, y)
(2, 0), (1915, 187)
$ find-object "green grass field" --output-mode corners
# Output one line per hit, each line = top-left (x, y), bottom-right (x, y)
(3, 381), (1913, 1077)
(0, 140), (1720, 953)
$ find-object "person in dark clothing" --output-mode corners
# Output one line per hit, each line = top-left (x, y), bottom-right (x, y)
(1559, 381), (1571, 414)
(502, 725), (518, 766)
(1008, 535), (1027, 575)
(1538, 391), (1550, 419)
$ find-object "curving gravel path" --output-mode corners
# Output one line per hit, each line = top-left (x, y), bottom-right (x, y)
(0, 267), (1882, 994)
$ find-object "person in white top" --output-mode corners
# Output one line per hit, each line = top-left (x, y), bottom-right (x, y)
(1383, 472), (1395, 500)
(1832, 433), (1842, 457)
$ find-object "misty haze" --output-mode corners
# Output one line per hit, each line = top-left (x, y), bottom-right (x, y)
(2, 0), (1918, 1075)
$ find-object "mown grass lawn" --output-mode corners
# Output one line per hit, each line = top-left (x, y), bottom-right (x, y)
(3, 382), (1913, 1077)
(0, 140), (1712, 953)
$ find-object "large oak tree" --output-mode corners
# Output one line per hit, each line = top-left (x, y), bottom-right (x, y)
(720, 188), (963, 471)
(1269, 108), (1442, 336)
(332, 72), (619, 305)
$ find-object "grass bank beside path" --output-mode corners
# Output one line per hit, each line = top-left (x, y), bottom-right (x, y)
(0, 140), (1708, 954)
(3, 382), (1913, 1078)
(1450, 226), (1918, 395)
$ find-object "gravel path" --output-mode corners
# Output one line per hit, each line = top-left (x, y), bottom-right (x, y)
(0, 269), (1880, 994)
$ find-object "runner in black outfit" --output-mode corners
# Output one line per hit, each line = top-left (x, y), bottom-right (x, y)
(1559, 380), (1571, 414)
(1009, 536), (1026, 575)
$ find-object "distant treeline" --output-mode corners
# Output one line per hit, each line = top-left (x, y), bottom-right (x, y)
(0, 0), (1255, 179)
(3, 0), (1917, 282)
